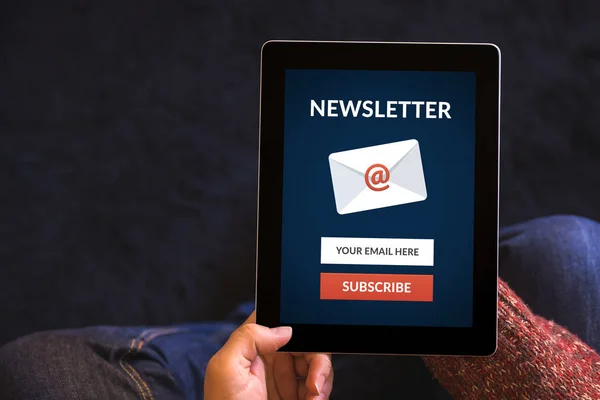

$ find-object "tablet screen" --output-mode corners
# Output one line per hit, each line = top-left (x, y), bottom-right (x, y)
(280, 69), (476, 328)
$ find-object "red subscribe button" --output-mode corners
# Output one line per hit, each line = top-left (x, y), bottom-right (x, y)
(320, 273), (434, 302)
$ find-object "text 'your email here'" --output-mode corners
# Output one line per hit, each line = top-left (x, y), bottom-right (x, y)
(336, 246), (420, 256)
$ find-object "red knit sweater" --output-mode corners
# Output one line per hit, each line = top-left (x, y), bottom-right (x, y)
(422, 279), (600, 399)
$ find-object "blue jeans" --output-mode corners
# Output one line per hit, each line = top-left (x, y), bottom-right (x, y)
(1, 215), (599, 400)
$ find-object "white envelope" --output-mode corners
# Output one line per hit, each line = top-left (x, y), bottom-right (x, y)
(328, 139), (427, 215)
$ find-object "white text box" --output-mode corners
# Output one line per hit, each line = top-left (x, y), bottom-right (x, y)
(321, 237), (434, 266)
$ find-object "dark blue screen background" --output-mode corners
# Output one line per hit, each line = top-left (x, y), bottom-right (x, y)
(280, 69), (476, 327)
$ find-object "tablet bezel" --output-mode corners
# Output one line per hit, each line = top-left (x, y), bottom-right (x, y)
(255, 41), (500, 356)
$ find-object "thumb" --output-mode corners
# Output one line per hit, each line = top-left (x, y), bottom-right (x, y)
(222, 323), (292, 362)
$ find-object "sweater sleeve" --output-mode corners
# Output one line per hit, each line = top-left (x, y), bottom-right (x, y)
(422, 279), (600, 399)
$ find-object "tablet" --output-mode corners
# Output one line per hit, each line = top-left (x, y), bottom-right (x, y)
(255, 41), (500, 356)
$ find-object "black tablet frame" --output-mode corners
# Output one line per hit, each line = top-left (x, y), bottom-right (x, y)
(255, 41), (500, 356)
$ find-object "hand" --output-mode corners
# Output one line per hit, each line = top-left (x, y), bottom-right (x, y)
(204, 311), (334, 400)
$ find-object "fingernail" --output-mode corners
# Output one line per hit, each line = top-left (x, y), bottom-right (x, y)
(315, 374), (326, 395)
(270, 326), (292, 337)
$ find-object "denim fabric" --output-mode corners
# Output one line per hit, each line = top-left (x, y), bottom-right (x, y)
(0, 215), (598, 400)
(499, 215), (600, 351)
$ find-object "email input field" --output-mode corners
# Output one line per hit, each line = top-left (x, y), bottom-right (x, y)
(321, 237), (434, 266)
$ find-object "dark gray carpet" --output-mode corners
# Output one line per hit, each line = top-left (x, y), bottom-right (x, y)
(1, 0), (599, 346)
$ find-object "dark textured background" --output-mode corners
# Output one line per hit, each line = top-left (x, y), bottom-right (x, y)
(1, 0), (599, 347)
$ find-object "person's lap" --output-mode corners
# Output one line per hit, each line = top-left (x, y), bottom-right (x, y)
(1, 215), (599, 400)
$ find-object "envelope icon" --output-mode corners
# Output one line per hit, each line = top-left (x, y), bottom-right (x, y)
(328, 139), (427, 215)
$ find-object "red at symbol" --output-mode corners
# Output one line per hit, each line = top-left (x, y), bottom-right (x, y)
(365, 163), (390, 191)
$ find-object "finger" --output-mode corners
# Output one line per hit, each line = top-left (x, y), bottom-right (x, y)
(320, 367), (334, 398)
(307, 394), (329, 400)
(262, 353), (279, 400)
(242, 311), (256, 325)
(302, 371), (333, 400)
(296, 377), (307, 399)
(305, 354), (333, 396)
(307, 373), (333, 400)
(272, 352), (297, 400)
(294, 355), (309, 377)
(305, 369), (334, 400)
(221, 323), (292, 365)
